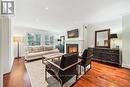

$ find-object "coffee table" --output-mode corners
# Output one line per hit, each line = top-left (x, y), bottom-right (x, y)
(42, 53), (64, 64)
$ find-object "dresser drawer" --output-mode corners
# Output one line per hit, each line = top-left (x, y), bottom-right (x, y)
(90, 48), (121, 66)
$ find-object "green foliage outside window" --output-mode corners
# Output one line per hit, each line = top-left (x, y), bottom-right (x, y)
(27, 33), (41, 46)
(45, 35), (55, 45)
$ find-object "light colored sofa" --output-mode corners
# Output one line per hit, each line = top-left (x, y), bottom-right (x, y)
(25, 45), (59, 61)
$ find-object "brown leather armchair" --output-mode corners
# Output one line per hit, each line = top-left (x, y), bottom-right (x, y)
(45, 53), (80, 87)
(79, 49), (93, 74)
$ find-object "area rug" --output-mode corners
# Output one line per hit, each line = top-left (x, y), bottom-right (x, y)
(25, 60), (88, 87)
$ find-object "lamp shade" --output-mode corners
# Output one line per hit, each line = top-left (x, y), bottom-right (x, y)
(110, 34), (118, 39)
(13, 36), (23, 43)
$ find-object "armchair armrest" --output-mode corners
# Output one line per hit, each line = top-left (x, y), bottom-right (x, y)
(87, 54), (93, 59)
(47, 59), (82, 71)
(47, 61), (63, 70)
(78, 56), (82, 59)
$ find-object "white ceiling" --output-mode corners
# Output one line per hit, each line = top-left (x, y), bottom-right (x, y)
(15, 0), (130, 32)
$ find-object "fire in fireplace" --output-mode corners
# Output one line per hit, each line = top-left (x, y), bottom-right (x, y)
(66, 44), (78, 53)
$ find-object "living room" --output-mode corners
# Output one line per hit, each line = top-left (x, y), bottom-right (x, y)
(1, 0), (130, 87)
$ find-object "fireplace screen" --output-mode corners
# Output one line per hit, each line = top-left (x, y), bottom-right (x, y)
(66, 44), (78, 53)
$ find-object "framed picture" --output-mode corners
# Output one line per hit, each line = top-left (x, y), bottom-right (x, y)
(67, 29), (79, 38)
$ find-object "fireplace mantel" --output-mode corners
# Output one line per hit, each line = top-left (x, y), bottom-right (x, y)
(65, 39), (84, 42)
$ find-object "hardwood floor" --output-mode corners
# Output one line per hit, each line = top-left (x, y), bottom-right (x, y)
(3, 58), (31, 87)
(74, 62), (130, 87)
(4, 58), (130, 87)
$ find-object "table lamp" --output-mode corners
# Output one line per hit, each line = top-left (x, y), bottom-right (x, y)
(110, 34), (118, 49)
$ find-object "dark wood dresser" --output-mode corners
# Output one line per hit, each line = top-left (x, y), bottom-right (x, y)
(88, 48), (121, 66)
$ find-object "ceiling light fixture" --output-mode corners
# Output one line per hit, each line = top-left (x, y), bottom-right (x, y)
(45, 7), (48, 10)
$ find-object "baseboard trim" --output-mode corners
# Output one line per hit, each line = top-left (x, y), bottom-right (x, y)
(14, 56), (25, 59)
(122, 64), (130, 69)
(3, 72), (10, 78)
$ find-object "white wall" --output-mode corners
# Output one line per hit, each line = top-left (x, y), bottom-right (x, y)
(0, 16), (14, 87)
(87, 18), (122, 49)
(13, 26), (59, 57)
(0, 16), (3, 87)
(1, 16), (14, 74)
(122, 15), (130, 68)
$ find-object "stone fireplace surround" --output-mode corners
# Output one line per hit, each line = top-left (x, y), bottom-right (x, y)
(65, 40), (84, 55)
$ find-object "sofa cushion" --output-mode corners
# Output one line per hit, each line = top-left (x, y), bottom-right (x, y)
(26, 49), (59, 58)
(26, 46), (33, 53)
(41, 49), (59, 55)
(46, 49), (59, 54)
(27, 46), (43, 53)
(43, 46), (54, 51)
(31, 46), (43, 53)
(26, 52), (44, 58)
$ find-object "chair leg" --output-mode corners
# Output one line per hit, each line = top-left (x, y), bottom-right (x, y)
(86, 63), (91, 73)
(76, 70), (78, 81)
(88, 62), (92, 71)
(60, 81), (63, 87)
(45, 69), (47, 80)
(61, 84), (63, 87)
(84, 66), (86, 74)
(80, 65), (81, 75)
(90, 62), (92, 69)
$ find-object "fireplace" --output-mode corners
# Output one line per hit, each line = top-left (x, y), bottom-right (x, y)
(66, 44), (78, 53)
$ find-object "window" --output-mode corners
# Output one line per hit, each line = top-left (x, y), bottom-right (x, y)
(27, 33), (41, 46)
(45, 35), (55, 45)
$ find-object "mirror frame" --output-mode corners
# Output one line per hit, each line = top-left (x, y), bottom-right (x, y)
(95, 29), (110, 48)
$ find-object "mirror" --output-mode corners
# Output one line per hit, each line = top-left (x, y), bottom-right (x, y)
(95, 29), (110, 48)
